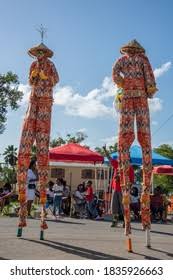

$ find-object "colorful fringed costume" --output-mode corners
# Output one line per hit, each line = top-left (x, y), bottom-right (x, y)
(17, 43), (59, 236)
(112, 40), (157, 235)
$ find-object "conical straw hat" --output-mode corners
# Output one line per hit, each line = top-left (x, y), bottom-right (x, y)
(120, 39), (145, 54)
(28, 43), (53, 58)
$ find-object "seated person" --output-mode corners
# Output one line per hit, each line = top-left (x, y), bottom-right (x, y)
(130, 186), (140, 220)
(162, 193), (171, 222)
(0, 183), (12, 211)
(95, 198), (104, 220)
(46, 181), (54, 207)
(150, 186), (164, 221)
(73, 184), (86, 218)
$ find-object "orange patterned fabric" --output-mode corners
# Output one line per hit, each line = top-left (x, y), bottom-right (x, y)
(17, 56), (59, 229)
(112, 51), (157, 234)
(112, 53), (157, 98)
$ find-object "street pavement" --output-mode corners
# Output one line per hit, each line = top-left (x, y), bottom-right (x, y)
(0, 216), (173, 260)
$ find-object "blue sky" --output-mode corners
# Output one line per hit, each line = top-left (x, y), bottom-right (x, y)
(0, 0), (173, 156)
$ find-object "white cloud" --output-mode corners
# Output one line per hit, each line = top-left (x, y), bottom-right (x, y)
(149, 97), (163, 113)
(151, 120), (158, 126)
(154, 62), (171, 79)
(77, 128), (87, 133)
(18, 84), (31, 105)
(100, 135), (118, 146)
(54, 79), (115, 119)
(19, 62), (170, 119)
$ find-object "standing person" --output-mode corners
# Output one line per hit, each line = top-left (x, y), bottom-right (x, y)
(17, 37), (59, 236)
(112, 39), (157, 236)
(53, 178), (64, 217)
(62, 180), (71, 216)
(103, 145), (134, 227)
(26, 159), (39, 217)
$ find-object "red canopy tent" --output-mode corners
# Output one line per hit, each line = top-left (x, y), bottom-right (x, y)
(153, 165), (173, 176)
(49, 143), (104, 163)
(153, 165), (173, 216)
(152, 165), (173, 193)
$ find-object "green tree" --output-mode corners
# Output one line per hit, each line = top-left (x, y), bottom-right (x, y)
(153, 144), (173, 159)
(0, 71), (23, 133)
(66, 131), (88, 143)
(50, 137), (66, 148)
(50, 132), (88, 147)
(3, 145), (17, 167)
(153, 144), (173, 194)
(0, 166), (17, 184)
(2, 145), (17, 186)
(95, 143), (118, 156)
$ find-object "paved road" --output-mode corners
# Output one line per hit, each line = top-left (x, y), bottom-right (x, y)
(0, 216), (172, 260)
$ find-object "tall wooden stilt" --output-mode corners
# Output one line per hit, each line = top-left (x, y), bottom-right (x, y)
(145, 228), (151, 248)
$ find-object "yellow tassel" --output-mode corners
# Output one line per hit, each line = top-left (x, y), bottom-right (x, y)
(39, 70), (48, 80)
(31, 70), (39, 78)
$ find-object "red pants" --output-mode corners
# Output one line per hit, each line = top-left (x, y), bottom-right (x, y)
(17, 94), (52, 227)
(118, 96), (152, 233)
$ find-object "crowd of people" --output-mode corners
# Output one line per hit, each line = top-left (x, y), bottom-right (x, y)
(46, 178), (70, 217)
(72, 180), (104, 220)
(25, 160), (104, 220)
(0, 158), (172, 224)
(45, 179), (103, 220)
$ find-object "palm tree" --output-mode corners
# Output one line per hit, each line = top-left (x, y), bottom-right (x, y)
(3, 145), (18, 188)
(3, 145), (17, 166)
(50, 137), (66, 148)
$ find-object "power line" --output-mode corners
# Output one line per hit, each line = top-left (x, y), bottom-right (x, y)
(152, 112), (173, 137)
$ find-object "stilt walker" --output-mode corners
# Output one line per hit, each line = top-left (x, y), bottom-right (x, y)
(17, 27), (59, 239)
(112, 40), (157, 251)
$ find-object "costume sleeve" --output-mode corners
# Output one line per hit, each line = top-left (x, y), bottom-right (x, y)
(112, 58), (124, 87)
(142, 55), (158, 97)
(50, 62), (59, 86)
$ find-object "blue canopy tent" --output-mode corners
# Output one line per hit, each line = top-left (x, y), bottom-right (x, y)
(105, 145), (173, 165)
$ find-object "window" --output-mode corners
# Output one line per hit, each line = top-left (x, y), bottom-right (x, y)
(51, 168), (65, 178)
(81, 169), (94, 179)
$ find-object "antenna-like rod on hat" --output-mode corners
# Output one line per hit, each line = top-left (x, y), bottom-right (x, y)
(36, 24), (47, 43)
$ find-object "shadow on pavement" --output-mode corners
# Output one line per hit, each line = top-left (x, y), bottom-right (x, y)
(130, 251), (160, 260)
(47, 219), (85, 225)
(131, 226), (173, 237)
(148, 247), (173, 258)
(21, 238), (127, 260)
(0, 257), (10, 260)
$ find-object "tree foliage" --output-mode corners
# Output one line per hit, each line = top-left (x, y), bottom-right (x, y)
(153, 144), (173, 194)
(153, 144), (173, 159)
(50, 132), (88, 148)
(0, 71), (23, 133)
(3, 145), (17, 167)
(95, 143), (118, 156)
(0, 165), (17, 184)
